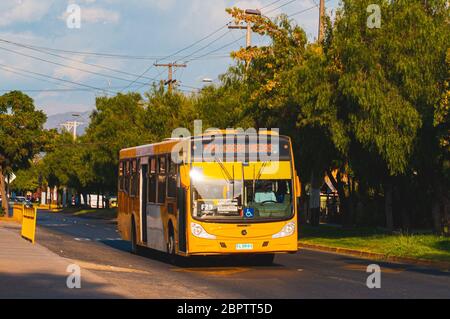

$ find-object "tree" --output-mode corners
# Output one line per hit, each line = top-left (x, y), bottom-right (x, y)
(144, 84), (199, 139)
(223, 1), (449, 230)
(0, 91), (46, 213)
(83, 92), (152, 198)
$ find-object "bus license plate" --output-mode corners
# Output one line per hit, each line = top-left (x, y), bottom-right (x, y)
(236, 243), (253, 250)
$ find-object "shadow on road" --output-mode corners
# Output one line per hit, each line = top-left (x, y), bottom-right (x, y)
(0, 271), (126, 299)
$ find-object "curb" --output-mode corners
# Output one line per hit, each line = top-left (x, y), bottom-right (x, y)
(298, 242), (450, 271)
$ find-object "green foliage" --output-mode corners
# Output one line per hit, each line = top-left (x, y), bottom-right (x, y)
(11, 164), (41, 193)
(0, 91), (47, 171)
(144, 84), (198, 138)
(82, 92), (152, 194)
(0, 91), (47, 211)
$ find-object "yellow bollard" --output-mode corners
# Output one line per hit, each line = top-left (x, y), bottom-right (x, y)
(13, 204), (24, 223)
(21, 205), (37, 243)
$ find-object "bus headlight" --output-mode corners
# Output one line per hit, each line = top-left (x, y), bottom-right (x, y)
(272, 222), (296, 239)
(191, 223), (216, 239)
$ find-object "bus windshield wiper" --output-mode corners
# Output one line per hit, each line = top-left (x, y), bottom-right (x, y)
(214, 156), (233, 185)
(253, 161), (268, 197)
(214, 155), (237, 200)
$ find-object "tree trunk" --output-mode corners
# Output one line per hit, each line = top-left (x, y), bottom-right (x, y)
(309, 172), (322, 226)
(432, 200), (442, 234)
(97, 191), (100, 209)
(298, 182), (308, 225)
(327, 170), (350, 227)
(0, 165), (9, 214)
(384, 183), (394, 231)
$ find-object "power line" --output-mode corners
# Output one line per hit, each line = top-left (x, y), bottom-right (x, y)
(0, 65), (77, 90)
(186, 35), (246, 63)
(265, 0), (299, 15)
(0, 37), (232, 62)
(0, 38), (160, 82)
(0, 44), (196, 95)
(0, 40), (229, 61)
(120, 23), (230, 92)
(261, 0), (285, 10)
(288, 0), (331, 18)
(0, 45), (156, 86)
(177, 30), (232, 62)
(0, 63), (116, 94)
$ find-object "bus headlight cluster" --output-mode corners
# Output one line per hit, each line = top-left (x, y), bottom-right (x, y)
(191, 223), (216, 239)
(272, 222), (296, 239)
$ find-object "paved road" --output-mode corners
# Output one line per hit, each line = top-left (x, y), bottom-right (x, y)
(29, 212), (450, 299)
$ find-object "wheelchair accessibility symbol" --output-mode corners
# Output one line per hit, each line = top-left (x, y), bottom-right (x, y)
(244, 208), (255, 218)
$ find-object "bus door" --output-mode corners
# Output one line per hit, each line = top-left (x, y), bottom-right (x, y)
(176, 163), (188, 254)
(177, 186), (187, 253)
(140, 163), (148, 243)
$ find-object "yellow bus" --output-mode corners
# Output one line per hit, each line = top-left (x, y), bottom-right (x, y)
(118, 131), (300, 264)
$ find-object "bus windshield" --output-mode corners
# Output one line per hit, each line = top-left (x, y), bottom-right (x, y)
(191, 177), (293, 221)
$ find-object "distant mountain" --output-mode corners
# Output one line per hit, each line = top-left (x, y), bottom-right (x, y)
(45, 111), (91, 136)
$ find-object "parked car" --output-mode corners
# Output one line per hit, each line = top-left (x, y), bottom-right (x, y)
(14, 196), (27, 204)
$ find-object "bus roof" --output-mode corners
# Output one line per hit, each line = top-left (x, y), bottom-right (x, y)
(119, 132), (290, 159)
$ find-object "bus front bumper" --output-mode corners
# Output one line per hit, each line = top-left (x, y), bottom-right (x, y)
(187, 235), (298, 256)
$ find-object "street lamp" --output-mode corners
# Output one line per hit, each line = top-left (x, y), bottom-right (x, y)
(245, 9), (261, 16)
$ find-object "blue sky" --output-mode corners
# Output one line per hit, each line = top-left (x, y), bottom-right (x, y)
(0, 0), (339, 116)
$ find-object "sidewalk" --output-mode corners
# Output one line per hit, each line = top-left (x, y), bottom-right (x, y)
(0, 222), (129, 299)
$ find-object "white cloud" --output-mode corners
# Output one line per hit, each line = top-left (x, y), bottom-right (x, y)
(81, 7), (120, 24)
(0, 0), (54, 27)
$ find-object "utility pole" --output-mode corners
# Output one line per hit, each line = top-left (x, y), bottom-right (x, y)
(228, 9), (261, 69)
(318, 0), (326, 42)
(228, 9), (261, 48)
(154, 63), (187, 93)
(228, 24), (252, 48)
(60, 121), (83, 141)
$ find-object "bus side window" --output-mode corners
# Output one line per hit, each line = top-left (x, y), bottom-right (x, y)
(167, 155), (177, 198)
(124, 161), (130, 195)
(129, 159), (135, 197)
(132, 159), (139, 197)
(157, 156), (167, 204)
(148, 157), (157, 203)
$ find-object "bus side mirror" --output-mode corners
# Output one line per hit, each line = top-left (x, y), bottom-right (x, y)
(295, 174), (301, 198)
